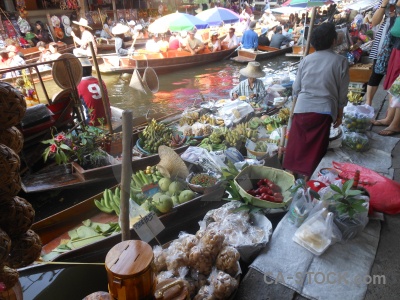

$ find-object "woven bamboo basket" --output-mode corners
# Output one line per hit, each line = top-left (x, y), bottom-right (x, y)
(0, 196), (35, 238)
(0, 266), (19, 291)
(7, 229), (42, 269)
(0, 228), (11, 265)
(0, 145), (21, 197)
(0, 127), (24, 154)
(0, 82), (26, 129)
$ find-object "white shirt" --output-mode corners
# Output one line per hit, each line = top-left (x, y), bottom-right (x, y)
(146, 39), (160, 52)
(74, 30), (97, 56)
(223, 34), (239, 48)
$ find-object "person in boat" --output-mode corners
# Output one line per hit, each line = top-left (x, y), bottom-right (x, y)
(258, 27), (270, 47)
(112, 23), (132, 56)
(258, 9), (279, 29)
(208, 32), (221, 52)
(157, 34), (169, 52)
(77, 56), (111, 126)
(2, 45), (26, 78)
(100, 17), (114, 40)
(222, 27), (239, 49)
(146, 33), (161, 52)
(48, 42), (62, 60)
(33, 21), (51, 45)
(71, 18), (97, 57)
(36, 41), (52, 71)
(127, 20), (137, 38)
(230, 61), (266, 102)
(283, 23), (349, 181)
(178, 31), (188, 50)
(269, 26), (293, 49)
(169, 32), (180, 50)
(182, 29), (205, 55)
(240, 9), (251, 32)
(241, 21), (258, 51)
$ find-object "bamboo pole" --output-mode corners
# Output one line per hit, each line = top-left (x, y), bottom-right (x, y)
(46, 13), (57, 42)
(88, 41), (113, 134)
(121, 110), (133, 241)
(304, 7), (317, 57)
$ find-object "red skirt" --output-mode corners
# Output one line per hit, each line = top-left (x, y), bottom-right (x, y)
(383, 48), (400, 90)
(283, 113), (332, 177)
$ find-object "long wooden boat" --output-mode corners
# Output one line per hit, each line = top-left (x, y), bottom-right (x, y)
(97, 47), (238, 74)
(31, 183), (226, 264)
(285, 45), (316, 58)
(20, 110), (188, 193)
(21, 41), (75, 65)
(96, 37), (148, 53)
(230, 45), (293, 63)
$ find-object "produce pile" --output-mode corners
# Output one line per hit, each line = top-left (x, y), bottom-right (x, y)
(347, 91), (363, 105)
(246, 179), (284, 203)
(138, 119), (174, 154)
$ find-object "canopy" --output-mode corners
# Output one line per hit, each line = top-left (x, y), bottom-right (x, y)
(282, 0), (334, 7)
(196, 7), (240, 26)
(148, 12), (209, 34)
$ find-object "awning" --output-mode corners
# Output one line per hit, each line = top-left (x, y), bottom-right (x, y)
(343, 0), (379, 12)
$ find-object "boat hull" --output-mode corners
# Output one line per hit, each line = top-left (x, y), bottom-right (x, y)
(98, 48), (238, 74)
(231, 46), (292, 63)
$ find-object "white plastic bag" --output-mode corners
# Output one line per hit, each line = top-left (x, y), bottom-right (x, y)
(287, 188), (314, 227)
(343, 104), (375, 133)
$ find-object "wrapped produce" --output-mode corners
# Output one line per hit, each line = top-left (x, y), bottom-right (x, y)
(209, 270), (238, 300)
(194, 285), (215, 300)
(153, 245), (167, 272)
(215, 246), (240, 277)
(188, 245), (214, 275)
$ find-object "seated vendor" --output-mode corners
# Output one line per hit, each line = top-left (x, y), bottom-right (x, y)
(230, 62), (266, 103)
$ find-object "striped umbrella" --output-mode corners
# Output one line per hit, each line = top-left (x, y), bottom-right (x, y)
(282, 0), (334, 7)
(196, 7), (240, 26)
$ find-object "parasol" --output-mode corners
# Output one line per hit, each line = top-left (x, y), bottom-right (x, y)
(148, 12), (208, 34)
(282, 0), (334, 7)
(196, 7), (240, 26)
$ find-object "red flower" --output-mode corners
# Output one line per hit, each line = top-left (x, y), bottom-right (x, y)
(55, 134), (66, 142)
(49, 144), (58, 153)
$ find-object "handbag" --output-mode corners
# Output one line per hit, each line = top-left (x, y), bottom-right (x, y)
(390, 16), (400, 38)
(375, 33), (394, 75)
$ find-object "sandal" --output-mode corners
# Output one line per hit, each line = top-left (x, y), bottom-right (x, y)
(378, 129), (400, 136)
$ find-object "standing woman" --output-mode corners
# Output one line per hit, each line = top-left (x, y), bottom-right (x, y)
(283, 23), (349, 180)
(34, 21), (51, 44)
(365, 0), (400, 106)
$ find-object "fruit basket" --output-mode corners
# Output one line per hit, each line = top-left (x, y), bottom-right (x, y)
(186, 172), (224, 194)
(234, 165), (295, 209)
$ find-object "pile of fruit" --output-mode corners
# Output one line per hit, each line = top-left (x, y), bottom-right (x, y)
(347, 91), (364, 105)
(139, 119), (173, 153)
(246, 179), (284, 203)
(342, 113), (371, 133)
(179, 111), (200, 126)
(342, 131), (370, 152)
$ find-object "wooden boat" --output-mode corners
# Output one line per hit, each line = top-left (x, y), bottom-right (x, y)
(96, 37), (148, 53)
(20, 110), (188, 193)
(230, 45), (293, 63)
(97, 47), (238, 75)
(21, 41), (75, 65)
(285, 45), (316, 58)
(31, 183), (226, 263)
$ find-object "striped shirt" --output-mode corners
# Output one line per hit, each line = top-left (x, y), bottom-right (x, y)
(230, 78), (266, 102)
(369, 0), (393, 59)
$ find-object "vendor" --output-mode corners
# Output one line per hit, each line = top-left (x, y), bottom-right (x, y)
(230, 62), (266, 102)
(100, 17), (114, 39)
(283, 23), (349, 181)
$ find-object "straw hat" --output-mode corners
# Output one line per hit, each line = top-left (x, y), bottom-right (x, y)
(240, 62), (266, 78)
(52, 53), (83, 89)
(157, 146), (189, 179)
(128, 20), (136, 26)
(112, 23), (129, 35)
(134, 24), (143, 31)
(61, 15), (71, 26)
(72, 18), (92, 30)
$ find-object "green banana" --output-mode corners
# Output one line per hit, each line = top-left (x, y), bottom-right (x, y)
(102, 191), (113, 209)
(94, 199), (114, 214)
(111, 202), (120, 216)
(113, 194), (120, 207)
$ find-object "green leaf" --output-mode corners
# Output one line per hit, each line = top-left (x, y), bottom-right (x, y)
(347, 189), (363, 196)
(309, 189), (321, 200)
(329, 184), (343, 195)
(55, 153), (61, 165)
(59, 144), (72, 150)
(82, 219), (91, 227)
(342, 179), (354, 195)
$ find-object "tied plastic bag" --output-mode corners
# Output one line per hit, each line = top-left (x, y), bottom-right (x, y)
(292, 208), (339, 256)
(388, 75), (400, 108)
(343, 104), (375, 133)
(287, 187), (314, 227)
(342, 131), (369, 152)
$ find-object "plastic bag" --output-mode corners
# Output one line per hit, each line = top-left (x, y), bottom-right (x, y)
(342, 131), (369, 152)
(333, 162), (400, 214)
(217, 100), (254, 126)
(388, 75), (400, 108)
(292, 208), (336, 256)
(287, 188), (314, 227)
(343, 103), (375, 133)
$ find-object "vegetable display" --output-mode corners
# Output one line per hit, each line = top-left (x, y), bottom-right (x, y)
(246, 179), (283, 203)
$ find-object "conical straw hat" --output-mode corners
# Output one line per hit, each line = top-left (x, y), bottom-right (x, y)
(157, 145), (189, 179)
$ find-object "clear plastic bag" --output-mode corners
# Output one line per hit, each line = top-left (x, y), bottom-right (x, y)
(287, 188), (314, 227)
(342, 131), (370, 152)
(343, 104), (375, 133)
(293, 208), (336, 256)
(388, 75), (400, 101)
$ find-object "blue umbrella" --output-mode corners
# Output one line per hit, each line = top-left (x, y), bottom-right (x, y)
(196, 7), (240, 26)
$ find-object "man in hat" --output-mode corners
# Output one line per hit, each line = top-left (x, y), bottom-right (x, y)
(222, 27), (239, 49)
(270, 26), (293, 49)
(230, 61), (266, 102)
(259, 9), (278, 28)
(77, 56), (111, 126)
(258, 27), (270, 47)
(241, 21), (258, 51)
(112, 24), (132, 55)
(71, 18), (97, 57)
(182, 29), (204, 55)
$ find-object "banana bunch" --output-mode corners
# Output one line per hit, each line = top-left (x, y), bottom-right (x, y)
(130, 169), (163, 195)
(94, 187), (122, 215)
(140, 119), (173, 153)
(179, 111), (200, 126)
(348, 91), (363, 105)
(277, 108), (290, 125)
(198, 138), (227, 151)
(224, 130), (242, 147)
(255, 141), (268, 152)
